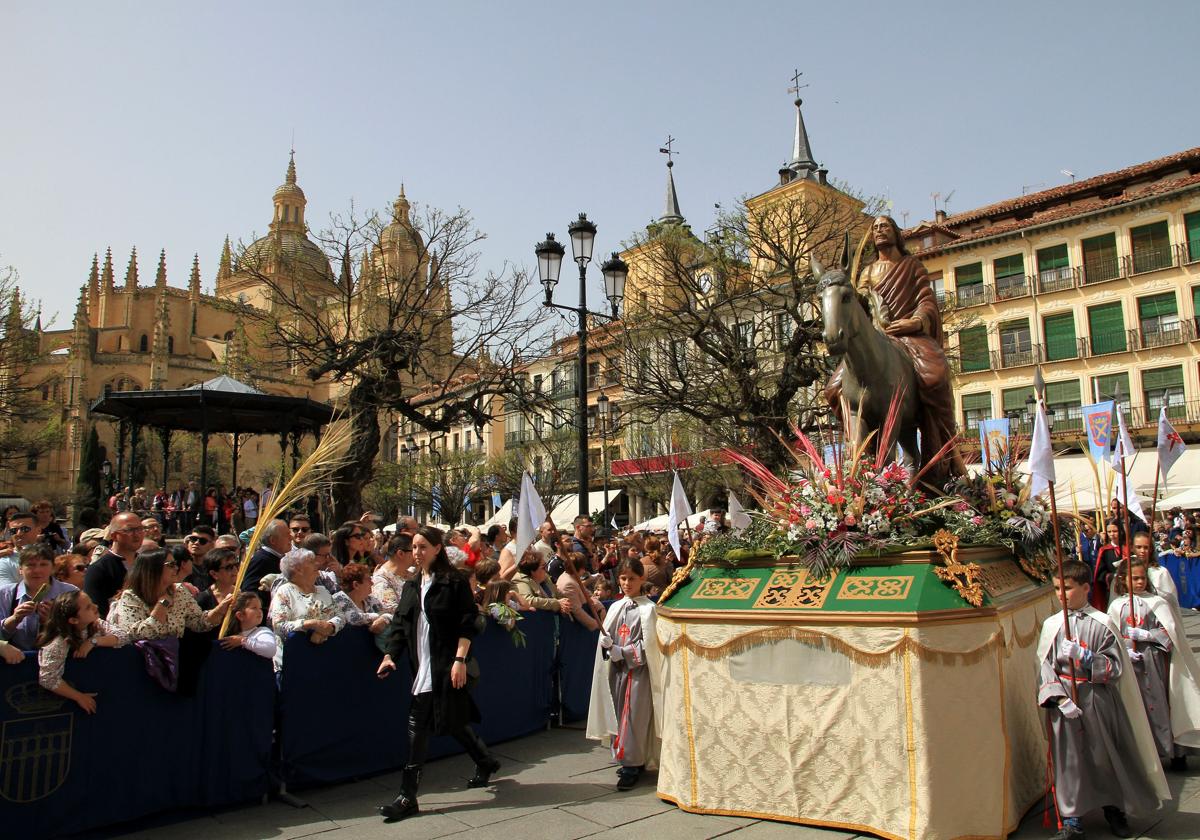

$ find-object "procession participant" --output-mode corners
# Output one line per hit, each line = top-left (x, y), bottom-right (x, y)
(586, 557), (663, 791)
(1037, 559), (1168, 839)
(375, 526), (500, 822)
(1109, 559), (1200, 771)
(1131, 532), (1179, 612)
(1091, 520), (1126, 610)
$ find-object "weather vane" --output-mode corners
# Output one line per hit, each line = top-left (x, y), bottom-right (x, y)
(659, 135), (678, 166)
(788, 68), (809, 99)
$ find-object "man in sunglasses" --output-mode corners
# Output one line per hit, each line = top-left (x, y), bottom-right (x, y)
(288, 515), (312, 549)
(82, 512), (145, 617)
(183, 526), (217, 589)
(0, 512), (41, 585)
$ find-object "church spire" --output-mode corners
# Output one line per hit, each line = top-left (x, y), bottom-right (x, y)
(216, 236), (232, 284)
(87, 254), (100, 315)
(784, 70), (818, 180)
(155, 249), (168, 288)
(270, 150), (306, 234)
(658, 136), (684, 225)
(124, 247), (139, 290)
(190, 253), (201, 297)
(101, 247), (114, 293)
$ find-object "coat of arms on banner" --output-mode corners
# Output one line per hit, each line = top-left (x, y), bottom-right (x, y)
(0, 683), (72, 802)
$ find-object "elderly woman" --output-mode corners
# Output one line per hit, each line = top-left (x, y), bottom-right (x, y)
(268, 548), (343, 673)
(108, 548), (232, 641)
(512, 548), (571, 614)
(372, 533), (414, 613)
(195, 547), (240, 611)
(332, 563), (391, 634)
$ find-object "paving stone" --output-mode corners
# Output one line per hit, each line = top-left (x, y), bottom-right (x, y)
(574, 807), (755, 840)
(721, 820), (859, 839)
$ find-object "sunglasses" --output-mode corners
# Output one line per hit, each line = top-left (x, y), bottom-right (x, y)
(11, 526), (33, 534)
(290, 526), (311, 534)
(219, 564), (240, 572)
(185, 536), (211, 544)
(72, 564), (88, 572)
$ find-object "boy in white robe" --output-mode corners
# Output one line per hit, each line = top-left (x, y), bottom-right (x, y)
(1038, 560), (1169, 839)
(586, 557), (663, 791)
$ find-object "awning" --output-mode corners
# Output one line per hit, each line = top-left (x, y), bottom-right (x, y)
(547, 490), (623, 528)
(480, 499), (513, 530)
(631, 508), (713, 533)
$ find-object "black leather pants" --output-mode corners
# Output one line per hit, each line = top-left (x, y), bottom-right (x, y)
(406, 691), (491, 772)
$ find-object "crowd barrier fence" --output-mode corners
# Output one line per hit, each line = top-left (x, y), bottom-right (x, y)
(0, 612), (600, 836)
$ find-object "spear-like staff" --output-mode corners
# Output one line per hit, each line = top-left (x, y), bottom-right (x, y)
(1113, 383), (1136, 653)
(1030, 368), (1078, 701)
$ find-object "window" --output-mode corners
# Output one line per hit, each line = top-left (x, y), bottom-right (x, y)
(589, 449), (602, 473)
(167, 336), (174, 354)
(465, 431), (474, 450)
(928, 271), (945, 306)
(1043, 313), (1078, 361)
(734, 321), (755, 350)
(1129, 220), (1171, 274)
(954, 262), (985, 305)
(1093, 373), (1131, 417)
(1143, 366), (1185, 420)
(26, 451), (38, 472)
(1036, 244), (1073, 292)
(1002, 386), (1036, 429)
(1045, 380), (1083, 432)
(452, 433), (459, 451)
(1185, 211), (1200, 263)
(41, 383), (50, 401)
(1137, 292), (1180, 346)
(139, 334), (149, 352)
(532, 374), (543, 394)
(1081, 232), (1120, 284)
(774, 312), (791, 349)
(961, 392), (992, 432)
(1087, 302), (1126, 355)
(998, 320), (1033, 367)
(587, 362), (600, 390)
(669, 339), (688, 377)
(958, 325), (989, 372)
(993, 254), (1027, 299)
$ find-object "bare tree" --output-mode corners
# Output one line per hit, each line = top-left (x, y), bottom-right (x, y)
(236, 199), (547, 521)
(377, 448), (488, 526)
(0, 263), (61, 473)
(618, 184), (882, 475)
(485, 426), (580, 513)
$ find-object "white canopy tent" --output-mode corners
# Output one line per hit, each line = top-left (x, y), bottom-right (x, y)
(1157, 486), (1200, 511)
(547, 489), (624, 530)
(631, 508), (712, 533)
(480, 499), (513, 530)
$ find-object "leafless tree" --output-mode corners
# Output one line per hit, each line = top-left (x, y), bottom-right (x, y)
(618, 184), (883, 475)
(0, 263), (60, 472)
(485, 426), (580, 513)
(236, 201), (548, 521)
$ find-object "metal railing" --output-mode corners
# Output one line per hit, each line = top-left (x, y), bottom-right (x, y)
(1125, 247), (1175, 276)
(504, 429), (532, 446)
(1089, 330), (1129, 356)
(1081, 255), (1123, 285)
(994, 275), (1031, 301)
(1128, 399), (1199, 429)
(551, 380), (576, 399)
(1177, 242), (1200, 265)
(1139, 320), (1196, 350)
(1037, 266), (1078, 294)
(992, 343), (1042, 369)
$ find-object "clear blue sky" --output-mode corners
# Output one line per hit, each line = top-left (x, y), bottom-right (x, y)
(4, 1), (1198, 324)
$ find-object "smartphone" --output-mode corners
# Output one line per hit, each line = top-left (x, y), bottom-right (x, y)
(31, 583), (50, 603)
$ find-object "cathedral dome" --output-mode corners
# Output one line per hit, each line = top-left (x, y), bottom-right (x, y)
(237, 230), (334, 280)
(380, 187), (424, 252)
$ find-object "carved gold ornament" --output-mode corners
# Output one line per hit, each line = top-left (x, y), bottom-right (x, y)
(931, 530), (984, 608)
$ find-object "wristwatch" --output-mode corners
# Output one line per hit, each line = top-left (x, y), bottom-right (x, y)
(158, 598), (172, 608)
(454, 656), (467, 663)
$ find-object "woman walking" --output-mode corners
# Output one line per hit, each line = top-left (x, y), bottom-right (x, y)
(375, 525), (500, 821)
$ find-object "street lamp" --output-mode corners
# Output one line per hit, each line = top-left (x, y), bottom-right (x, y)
(535, 214), (628, 518)
(597, 392), (611, 536)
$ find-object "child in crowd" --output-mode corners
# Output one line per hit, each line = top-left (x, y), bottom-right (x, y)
(218, 591), (277, 660)
(1038, 559), (1168, 839)
(586, 557), (663, 792)
(591, 575), (615, 600)
(1109, 559), (1200, 771)
(37, 591), (127, 713)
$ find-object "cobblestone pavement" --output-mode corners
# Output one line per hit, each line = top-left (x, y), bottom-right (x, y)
(84, 612), (1200, 840)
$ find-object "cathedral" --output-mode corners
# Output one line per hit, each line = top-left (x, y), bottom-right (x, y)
(1, 154), (434, 505)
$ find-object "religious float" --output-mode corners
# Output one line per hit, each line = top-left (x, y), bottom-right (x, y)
(653, 231), (1064, 840)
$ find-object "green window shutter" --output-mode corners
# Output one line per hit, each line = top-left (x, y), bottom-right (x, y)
(1142, 366), (1184, 392)
(1043, 313), (1077, 361)
(1137, 293), (1177, 320)
(1093, 373), (1130, 403)
(1193, 285), (1200, 319)
(1130, 220), (1170, 250)
(1185, 211), (1200, 261)
(961, 393), (992, 413)
(1088, 302), (1126, 354)
(955, 262), (983, 288)
(993, 253), (1025, 280)
(1037, 244), (1069, 272)
(1082, 233), (1116, 261)
(1002, 386), (1034, 412)
(1044, 380), (1081, 405)
(958, 325), (989, 371)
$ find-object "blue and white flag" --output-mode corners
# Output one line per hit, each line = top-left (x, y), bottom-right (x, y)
(1082, 401), (1115, 464)
(431, 486), (442, 519)
(978, 418), (1010, 471)
(492, 492), (502, 510)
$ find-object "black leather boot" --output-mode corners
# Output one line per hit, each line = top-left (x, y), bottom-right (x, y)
(459, 728), (501, 788)
(379, 766), (420, 821)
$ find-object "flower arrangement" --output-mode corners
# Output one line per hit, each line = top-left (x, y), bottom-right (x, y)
(940, 471), (1059, 580)
(486, 601), (527, 648)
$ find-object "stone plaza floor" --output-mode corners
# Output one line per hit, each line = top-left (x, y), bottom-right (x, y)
(86, 612), (1200, 840)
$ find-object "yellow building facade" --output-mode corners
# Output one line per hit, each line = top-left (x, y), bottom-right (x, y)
(905, 148), (1200, 448)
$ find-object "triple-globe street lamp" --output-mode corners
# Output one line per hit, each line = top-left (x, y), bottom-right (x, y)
(535, 214), (627, 519)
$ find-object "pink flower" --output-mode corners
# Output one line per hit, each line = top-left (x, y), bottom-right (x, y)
(805, 518), (818, 530)
(800, 505), (812, 516)
(844, 514), (857, 527)
(971, 515), (984, 525)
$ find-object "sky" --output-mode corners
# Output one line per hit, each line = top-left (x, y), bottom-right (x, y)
(3, 1), (1199, 325)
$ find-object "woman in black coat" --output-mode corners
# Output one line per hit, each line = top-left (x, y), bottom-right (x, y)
(376, 525), (500, 821)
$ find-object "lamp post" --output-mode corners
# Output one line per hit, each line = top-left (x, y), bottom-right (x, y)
(597, 392), (611, 536)
(535, 215), (627, 518)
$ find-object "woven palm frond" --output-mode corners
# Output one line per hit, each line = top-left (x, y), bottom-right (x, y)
(219, 417), (355, 637)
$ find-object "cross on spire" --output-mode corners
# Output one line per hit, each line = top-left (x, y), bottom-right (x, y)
(659, 135), (679, 167)
(788, 68), (808, 101)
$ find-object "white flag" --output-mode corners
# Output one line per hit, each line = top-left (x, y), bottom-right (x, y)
(727, 489), (751, 533)
(1112, 412), (1146, 523)
(1028, 400), (1055, 498)
(1156, 406), (1184, 488)
(666, 471), (692, 563)
(514, 471), (546, 564)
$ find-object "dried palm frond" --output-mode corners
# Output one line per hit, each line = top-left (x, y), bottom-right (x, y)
(219, 417), (355, 637)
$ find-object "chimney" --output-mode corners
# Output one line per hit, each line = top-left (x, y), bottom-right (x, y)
(935, 209), (947, 224)
(817, 168), (829, 186)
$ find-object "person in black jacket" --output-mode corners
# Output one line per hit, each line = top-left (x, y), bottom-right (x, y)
(376, 525), (499, 821)
(239, 519), (292, 608)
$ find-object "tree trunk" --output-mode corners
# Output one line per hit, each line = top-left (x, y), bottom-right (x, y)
(331, 383), (380, 524)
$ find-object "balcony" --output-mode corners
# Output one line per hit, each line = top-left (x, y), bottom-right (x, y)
(1177, 242), (1200, 265)
(991, 344), (1042, 370)
(1127, 398), (1200, 429)
(1081, 255), (1123, 285)
(1036, 266), (1078, 294)
(1138, 320), (1195, 350)
(504, 429), (532, 447)
(1089, 331), (1129, 356)
(994, 275), (1031, 301)
(551, 380), (576, 399)
(953, 283), (992, 308)
(1125, 247), (1175, 276)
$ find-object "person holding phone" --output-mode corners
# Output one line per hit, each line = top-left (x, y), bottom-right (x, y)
(0, 544), (78, 650)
